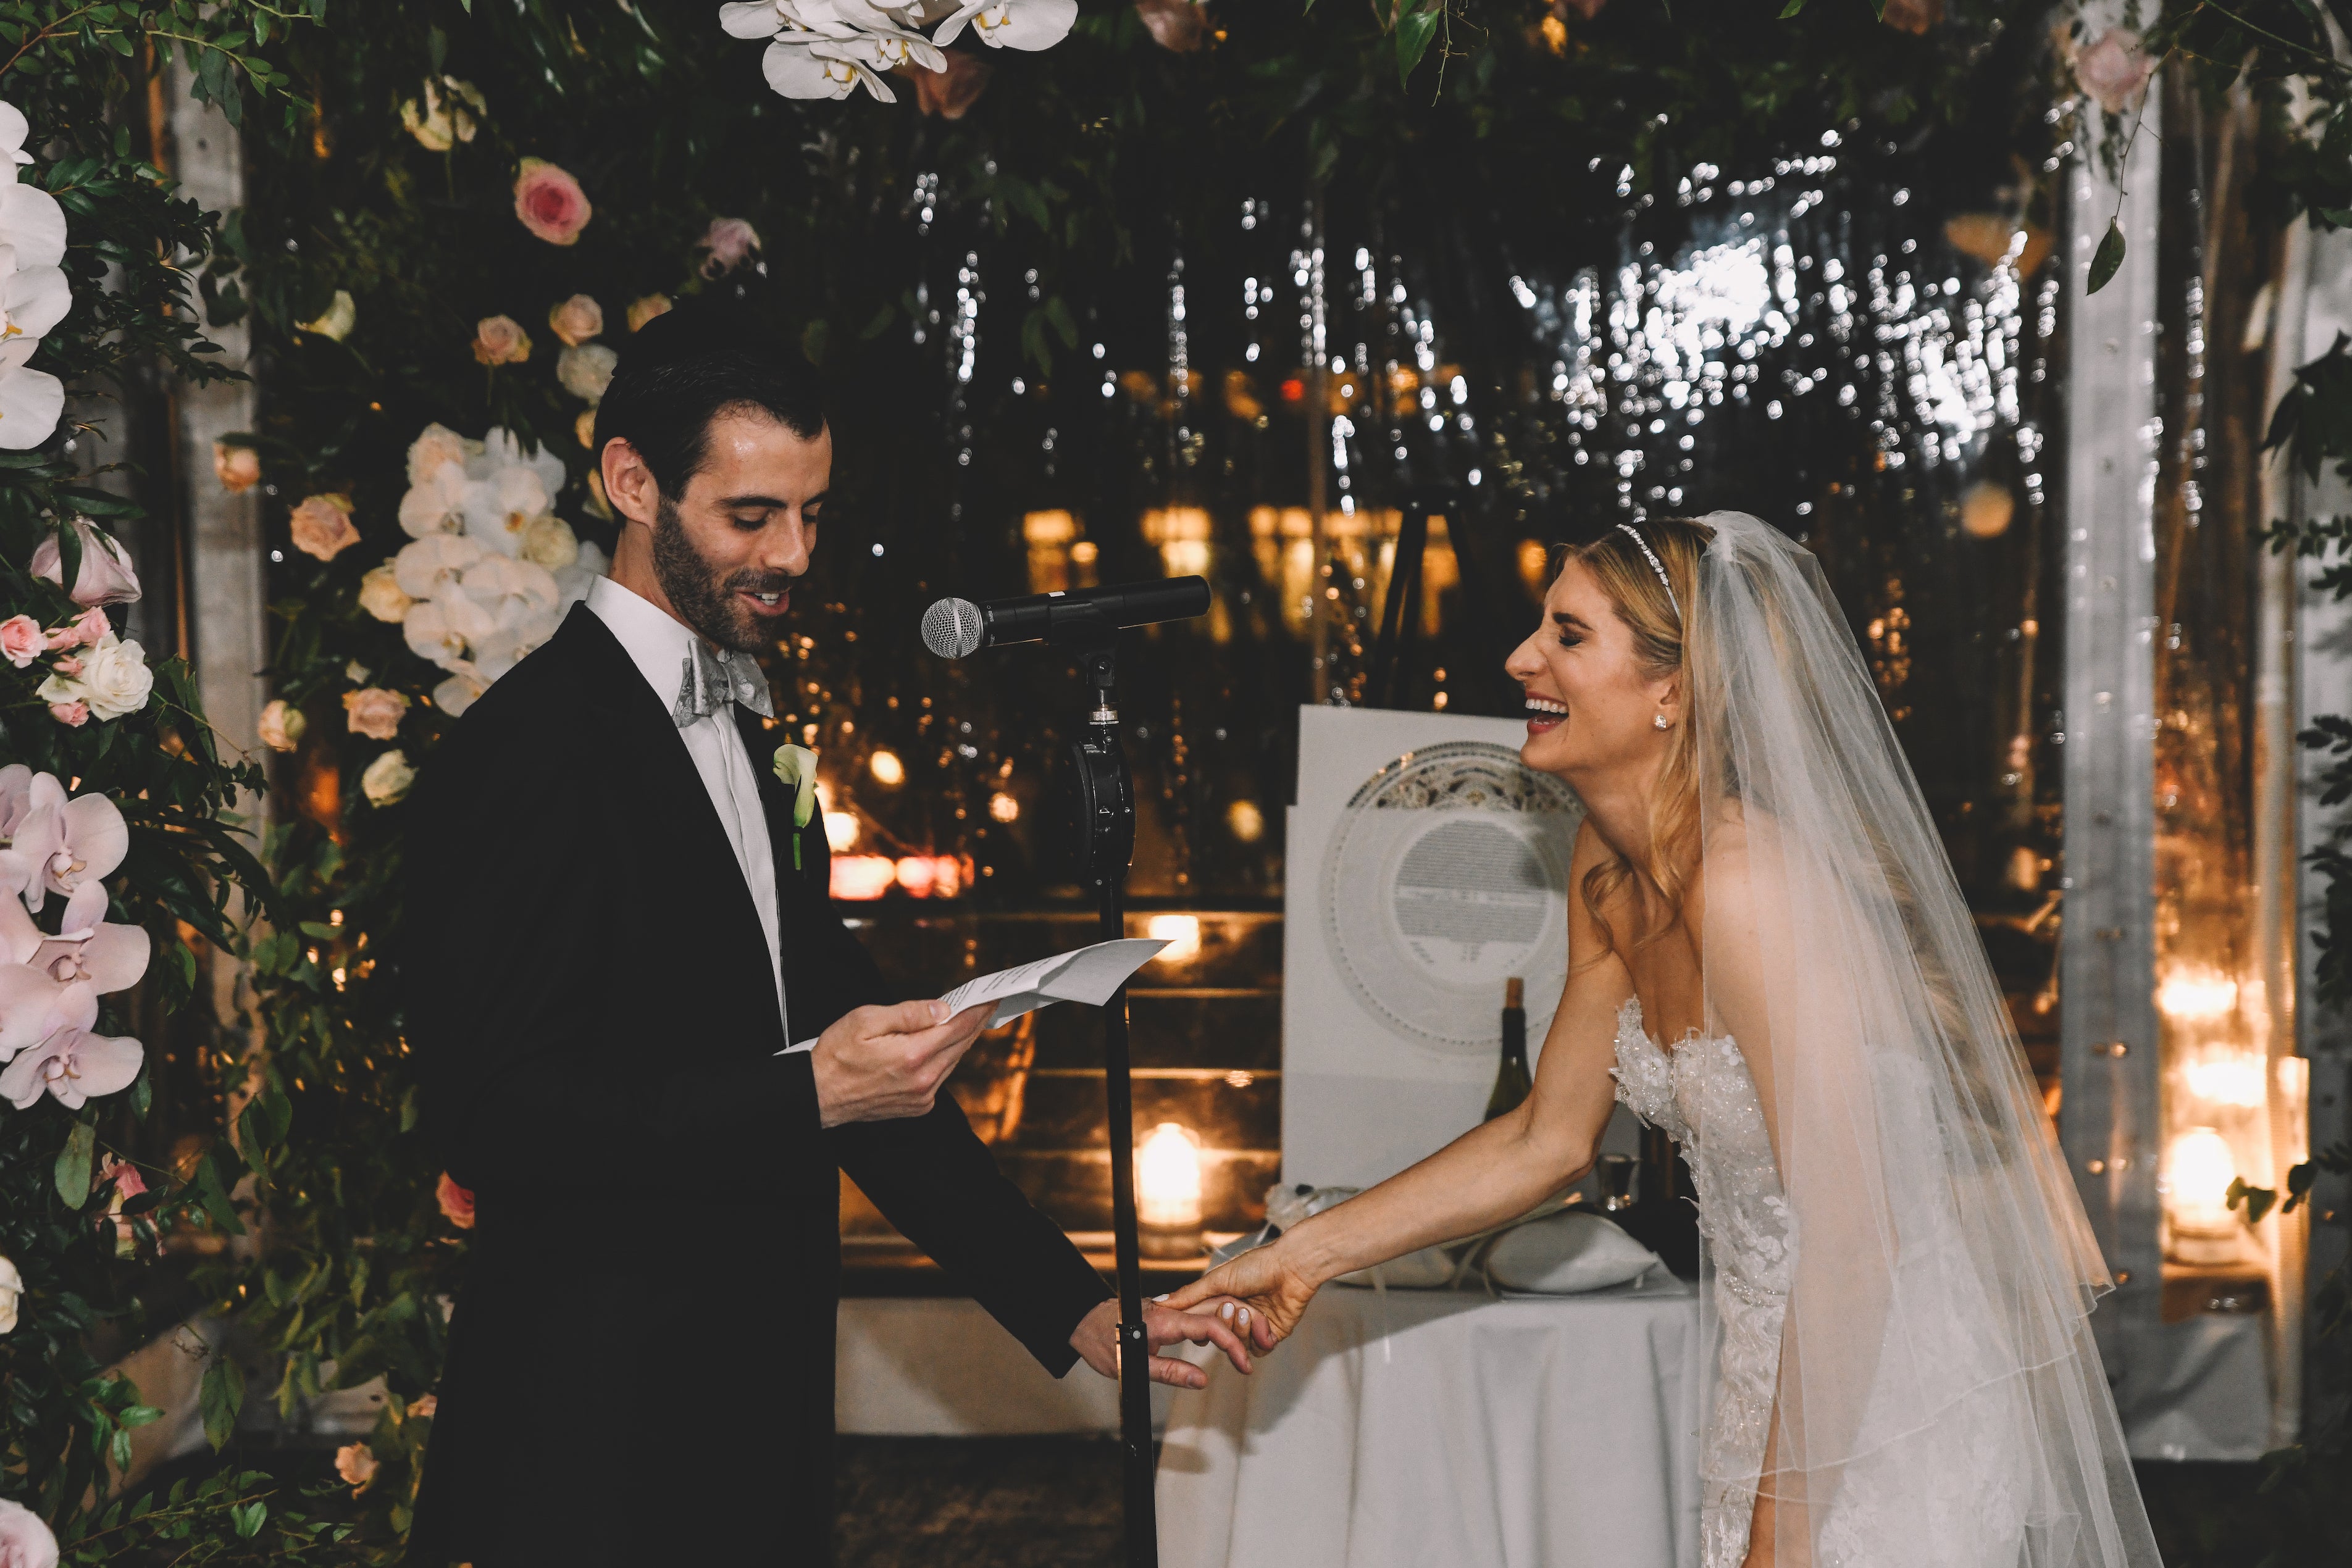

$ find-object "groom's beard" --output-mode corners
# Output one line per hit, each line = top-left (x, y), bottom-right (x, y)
(650, 496), (795, 654)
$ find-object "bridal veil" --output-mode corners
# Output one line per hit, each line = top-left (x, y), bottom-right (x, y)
(1682, 511), (2161, 1566)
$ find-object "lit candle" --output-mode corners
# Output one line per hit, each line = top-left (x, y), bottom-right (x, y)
(2164, 1126), (2242, 1264)
(1137, 1122), (1205, 1235)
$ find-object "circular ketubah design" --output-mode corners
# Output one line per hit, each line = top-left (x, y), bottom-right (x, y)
(1321, 741), (1584, 1056)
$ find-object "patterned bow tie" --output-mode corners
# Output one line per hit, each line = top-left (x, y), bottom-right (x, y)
(672, 640), (775, 728)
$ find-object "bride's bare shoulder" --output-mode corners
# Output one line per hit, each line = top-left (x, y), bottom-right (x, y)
(1685, 804), (1784, 925)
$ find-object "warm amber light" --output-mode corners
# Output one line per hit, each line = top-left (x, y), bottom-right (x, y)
(1226, 799), (1265, 843)
(2164, 1126), (2240, 1249)
(822, 810), (860, 853)
(2157, 965), (2238, 1022)
(831, 855), (897, 901)
(1023, 509), (1078, 544)
(1145, 914), (1202, 967)
(868, 749), (905, 787)
(988, 791), (1020, 824)
(1137, 1122), (1204, 1230)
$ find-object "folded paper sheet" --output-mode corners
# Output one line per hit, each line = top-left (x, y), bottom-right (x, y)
(937, 937), (1170, 1028)
(784, 936), (1168, 1052)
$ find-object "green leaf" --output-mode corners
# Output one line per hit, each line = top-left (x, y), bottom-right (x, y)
(232, 1499), (267, 1538)
(193, 1149), (248, 1235)
(56, 1120), (96, 1208)
(2086, 219), (2125, 296)
(1778, 0), (1807, 14)
(199, 1354), (244, 1450)
(1395, 3), (1441, 89)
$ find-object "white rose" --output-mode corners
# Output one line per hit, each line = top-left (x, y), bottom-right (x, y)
(557, 342), (617, 404)
(362, 749), (416, 806)
(258, 698), (307, 753)
(296, 290), (357, 342)
(72, 634), (153, 720)
(358, 563), (416, 623)
(520, 514), (579, 570)
(0, 1253), (20, 1333)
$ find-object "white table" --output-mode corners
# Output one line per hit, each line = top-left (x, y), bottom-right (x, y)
(1157, 1275), (1705, 1568)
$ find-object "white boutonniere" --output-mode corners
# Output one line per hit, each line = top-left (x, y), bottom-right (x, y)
(771, 743), (818, 870)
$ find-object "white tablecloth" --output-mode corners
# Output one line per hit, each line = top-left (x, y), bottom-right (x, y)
(1157, 1275), (1705, 1568)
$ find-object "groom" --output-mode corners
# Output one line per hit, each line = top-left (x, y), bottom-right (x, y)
(404, 304), (1251, 1566)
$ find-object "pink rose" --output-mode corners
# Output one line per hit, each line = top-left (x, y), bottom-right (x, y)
(342, 686), (411, 741)
(30, 518), (142, 607)
(288, 493), (362, 562)
(626, 293), (673, 332)
(2074, 27), (2153, 115)
(698, 217), (763, 280)
(472, 314), (533, 367)
(0, 615), (43, 669)
(213, 441), (261, 493)
(103, 1154), (148, 1200)
(513, 158), (592, 245)
(0, 1498), (58, 1568)
(333, 1442), (379, 1493)
(913, 52), (993, 119)
(47, 607), (110, 651)
(1134, 0), (1207, 52)
(50, 656), (80, 678)
(547, 293), (604, 346)
(48, 701), (88, 728)
(437, 1172), (477, 1228)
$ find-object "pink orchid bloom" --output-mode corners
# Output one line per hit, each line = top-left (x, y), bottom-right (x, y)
(0, 774), (128, 913)
(0, 881), (150, 995)
(30, 517), (143, 607)
(0, 986), (143, 1109)
(0, 965), (85, 1062)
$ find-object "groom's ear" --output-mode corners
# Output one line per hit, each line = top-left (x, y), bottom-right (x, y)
(601, 438), (663, 530)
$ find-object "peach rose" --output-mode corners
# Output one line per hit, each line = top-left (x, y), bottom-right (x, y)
(913, 52), (992, 119)
(259, 698), (306, 753)
(1134, 0), (1206, 52)
(410, 1393), (438, 1420)
(1879, 0), (1939, 32)
(513, 157), (592, 245)
(213, 441), (261, 493)
(548, 293), (603, 346)
(575, 409), (598, 448)
(334, 1442), (379, 1493)
(289, 494), (361, 562)
(342, 686), (411, 741)
(436, 1172), (476, 1228)
(472, 315), (532, 367)
(0, 615), (43, 669)
(626, 293), (672, 332)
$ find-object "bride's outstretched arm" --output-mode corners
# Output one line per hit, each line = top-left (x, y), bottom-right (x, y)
(1161, 821), (1631, 1347)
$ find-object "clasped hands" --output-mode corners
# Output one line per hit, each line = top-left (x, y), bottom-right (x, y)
(808, 996), (1291, 1390)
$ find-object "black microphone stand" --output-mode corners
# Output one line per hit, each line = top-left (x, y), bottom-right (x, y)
(1054, 612), (1158, 1568)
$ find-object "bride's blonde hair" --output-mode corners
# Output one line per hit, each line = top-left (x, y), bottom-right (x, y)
(1560, 516), (1714, 959)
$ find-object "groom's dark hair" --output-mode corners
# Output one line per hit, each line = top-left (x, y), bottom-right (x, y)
(593, 301), (827, 499)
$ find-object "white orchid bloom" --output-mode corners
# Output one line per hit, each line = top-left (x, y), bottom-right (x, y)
(401, 596), (484, 672)
(0, 179), (65, 272)
(454, 555), (563, 679)
(0, 963), (77, 1062)
(932, 0), (1076, 51)
(398, 461), (471, 538)
(393, 533), (488, 602)
(0, 248), (69, 343)
(0, 336), (60, 451)
(0, 978), (141, 1109)
(432, 664), (491, 718)
(0, 101), (33, 170)
(552, 538), (609, 609)
(723, 0), (926, 40)
(406, 422), (481, 487)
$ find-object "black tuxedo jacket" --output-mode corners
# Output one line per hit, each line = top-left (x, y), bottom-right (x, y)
(403, 605), (1108, 1566)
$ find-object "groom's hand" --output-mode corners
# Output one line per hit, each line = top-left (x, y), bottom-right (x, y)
(1069, 1299), (1256, 1391)
(812, 998), (995, 1127)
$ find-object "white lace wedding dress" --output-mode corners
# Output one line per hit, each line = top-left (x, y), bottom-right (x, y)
(1610, 998), (2036, 1568)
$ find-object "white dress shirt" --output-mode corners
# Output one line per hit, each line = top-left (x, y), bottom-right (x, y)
(587, 576), (787, 1034)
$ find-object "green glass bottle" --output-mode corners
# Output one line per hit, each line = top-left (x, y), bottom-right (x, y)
(1484, 977), (1532, 1121)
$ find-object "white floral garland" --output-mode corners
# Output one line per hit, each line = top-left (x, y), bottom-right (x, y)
(719, 0), (1078, 103)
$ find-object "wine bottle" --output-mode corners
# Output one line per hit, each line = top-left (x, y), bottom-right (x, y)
(1484, 977), (1532, 1120)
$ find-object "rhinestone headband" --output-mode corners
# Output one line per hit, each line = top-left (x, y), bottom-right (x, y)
(1615, 523), (1681, 620)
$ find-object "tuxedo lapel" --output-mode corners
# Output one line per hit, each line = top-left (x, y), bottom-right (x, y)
(552, 606), (785, 1048)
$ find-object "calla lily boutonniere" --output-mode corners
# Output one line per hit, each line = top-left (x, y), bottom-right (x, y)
(771, 744), (819, 870)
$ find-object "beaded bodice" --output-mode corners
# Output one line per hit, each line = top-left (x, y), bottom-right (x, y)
(1609, 997), (1791, 1568)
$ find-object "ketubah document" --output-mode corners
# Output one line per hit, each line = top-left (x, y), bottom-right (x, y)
(783, 937), (1168, 1051)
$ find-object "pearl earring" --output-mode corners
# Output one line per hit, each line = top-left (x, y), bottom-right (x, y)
(1654, 714), (1670, 730)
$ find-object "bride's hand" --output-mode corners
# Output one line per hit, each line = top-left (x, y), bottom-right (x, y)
(1155, 1239), (1316, 1351)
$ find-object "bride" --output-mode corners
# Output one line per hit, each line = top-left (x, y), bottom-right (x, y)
(1164, 512), (2162, 1567)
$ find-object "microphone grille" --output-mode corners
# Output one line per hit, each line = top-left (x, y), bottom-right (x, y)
(920, 597), (985, 659)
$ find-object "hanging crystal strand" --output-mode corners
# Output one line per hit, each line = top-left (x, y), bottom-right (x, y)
(1301, 188), (1332, 702)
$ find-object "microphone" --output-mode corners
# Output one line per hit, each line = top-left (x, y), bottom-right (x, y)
(921, 575), (1211, 658)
